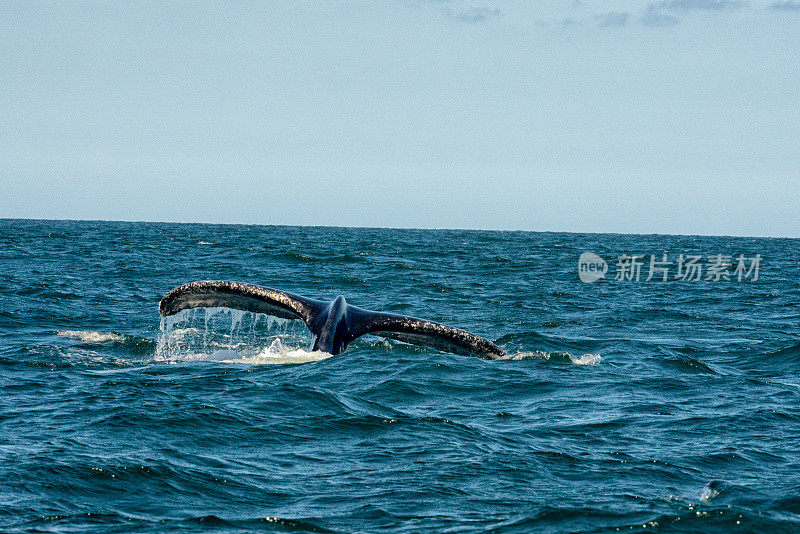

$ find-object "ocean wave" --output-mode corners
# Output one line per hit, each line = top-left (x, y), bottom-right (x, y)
(6, 221), (800, 533)
(57, 330), (126, 343)
(156, 337), (331, 365)
(502, 350), (602, 365)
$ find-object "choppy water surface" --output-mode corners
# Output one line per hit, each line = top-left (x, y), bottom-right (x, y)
(2, 219), (799, 532)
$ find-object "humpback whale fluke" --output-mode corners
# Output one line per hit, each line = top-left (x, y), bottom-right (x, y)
(159, 281), (506, 359)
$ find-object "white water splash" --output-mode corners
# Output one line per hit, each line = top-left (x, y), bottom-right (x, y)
(57, 330), (126, 343)
(504, 350), (602, 365)
(155, 307), (318, 365)
(568, 353), (602, 365)
(699, 483), (720, 503)
(225, 339), (331, 365)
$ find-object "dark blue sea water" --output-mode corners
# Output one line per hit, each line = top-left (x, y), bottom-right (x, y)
(2, 219), (799, 532)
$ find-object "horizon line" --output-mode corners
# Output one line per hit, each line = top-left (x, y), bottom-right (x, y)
(2, 216), (797, 241)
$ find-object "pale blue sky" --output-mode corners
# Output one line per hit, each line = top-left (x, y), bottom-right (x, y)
(1, 1), (798, 236)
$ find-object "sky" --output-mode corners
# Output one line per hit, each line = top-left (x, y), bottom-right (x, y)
(1, 1), (799, 237)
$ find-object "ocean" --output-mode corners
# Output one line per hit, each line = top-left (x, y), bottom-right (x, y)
(2, 218), (799, 532)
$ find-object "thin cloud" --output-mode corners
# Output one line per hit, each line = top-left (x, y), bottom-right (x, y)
(770, 1), (800, 9)
(639, 0), (742, 27)
(596, 11), (630, 27)
(660, 0), (745, 10)
(640, 4), (680, 25)
(446, 6), (501, 23)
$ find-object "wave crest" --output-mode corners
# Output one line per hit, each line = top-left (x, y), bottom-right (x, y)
(57, 330), (126, 343)
(502, 350), (602, 365)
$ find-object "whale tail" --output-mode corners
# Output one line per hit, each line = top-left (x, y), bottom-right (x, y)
(159, 281), (506, 359)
